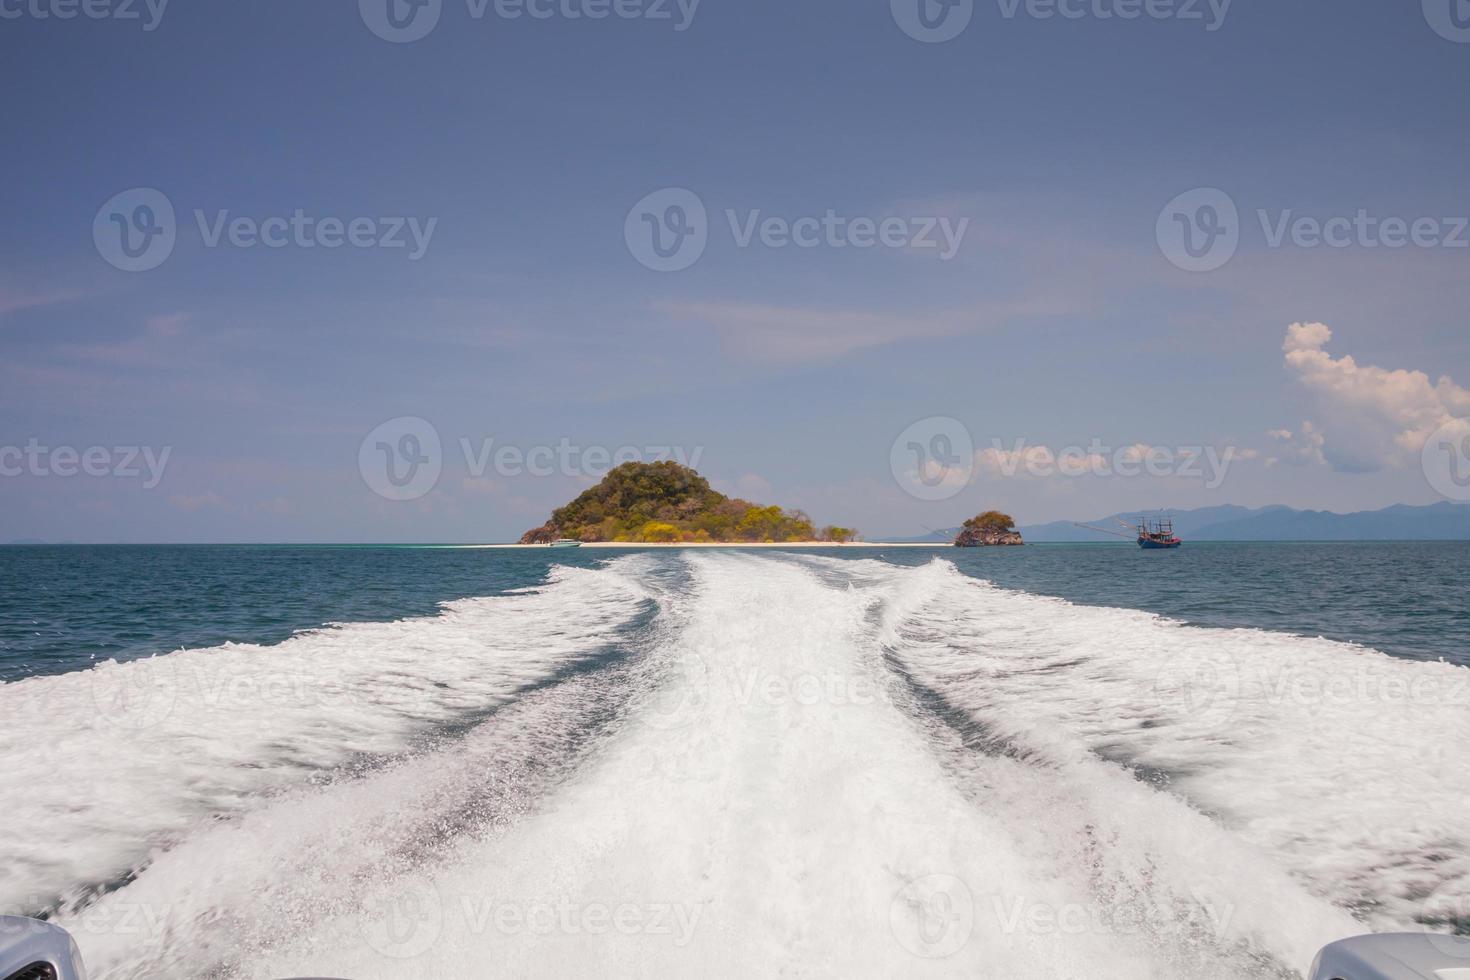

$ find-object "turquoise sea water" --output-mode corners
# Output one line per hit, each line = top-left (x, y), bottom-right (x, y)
(2, 542), (1466, 681)
(2, 542), (1468, 979)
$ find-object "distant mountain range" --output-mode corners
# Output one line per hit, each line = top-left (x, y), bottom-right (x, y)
(895, 502), (1470, 543)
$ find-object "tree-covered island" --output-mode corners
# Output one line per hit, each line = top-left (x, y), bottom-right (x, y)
(520, 462), (859, 544)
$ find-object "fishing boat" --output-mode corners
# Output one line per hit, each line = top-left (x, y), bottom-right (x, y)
(549, 539), (583, 549)
(1135, 516), (1182, 549)
(1072, 515), (1183, 549)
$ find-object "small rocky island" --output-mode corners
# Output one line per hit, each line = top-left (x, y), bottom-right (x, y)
(521, 462), (858, 544)
(954, 511), (1024, 547)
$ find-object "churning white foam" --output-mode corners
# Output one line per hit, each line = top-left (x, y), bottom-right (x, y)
(864, 556), (1470, 934)
(17, 552), (1467, 979)
(236, 552), (1207, 979)
(0, 560), (651, 913)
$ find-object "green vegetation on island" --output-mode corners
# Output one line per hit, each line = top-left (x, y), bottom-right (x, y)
(954, 511), (1024, 547)
(520, 462), (859, 544)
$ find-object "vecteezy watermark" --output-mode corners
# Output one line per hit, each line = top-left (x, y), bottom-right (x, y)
(890, 0), (974, 43)
(358, 416), (706, 501)
(1158, 187), (1469, 272)
(1422, 417), (1470, 502)
(994, 0), (1231, 29)
(84, 655), (365, 734)
(460, 437), (705, 479)
(62, 899), (179, 939)
(891, 0), (1230, 43)
(624, 188), (970, 272)
(990, 894), (1235, 941)
(460, 897), (703, 945)
(624, 188), (709, 272)
(3, 897), (182, 941)
(1153, 655), (1241, 731)
(90, 656), (179, 732)
(94, 188), (177, 272)
(979, 439), (1241, 489)
(0, 0), (169, 30)
(0, 439), (171, 488)
(889, 417), (976, 503)
(639, 652), (711, 732)
(1153, 653), (1470, 735)
(93, 188), (437, 272)
(193, 210), (436, 260)
(359, 417), (444, 502)
(361, 877), (443, 959)
(358, 0), (700, 43)
(639, 654), (896, 758)
(1423, 0), (1470, 43)
(728, 668), (888, 709)
(890, 874), (974, 958)
(1155, 188), (1240, 273)
(888, 422), (1242, 502)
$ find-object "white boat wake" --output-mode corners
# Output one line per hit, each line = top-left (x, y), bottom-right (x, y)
(4, 552), (1467, 978)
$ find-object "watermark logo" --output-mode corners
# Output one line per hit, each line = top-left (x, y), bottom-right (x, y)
(1153, 655), (1241, 731)
(626, 188), (708, 272)
(1257, 209), (1468, 251)
(1156, 187), (1239, 273)
(1157, 657), (1468, 735)
(360, 0), (443, 42)
(978, 439), (1240, 489)
(726, 209), (969, 259)
(0, 0), (169, 30)
(94, 188), (176, 273)
(361, 877), (443, 958)
(360, 0), (699, 43)
(640, 652), (710, 732)
(90, 657), (179, 732)
(989, 893), (1235, 940)
(1159, 188), (1468, 272)
(360, 423), (705, 500)
(0, 440), (171, 487)
(461, 897), (703, 944)
(94, 188), (437, 271)
(995, 0), (1231, 29)
(1423, 418), (1470, 502)
(194, 210), (437, 260)
(359, 417), (443, 501)
(893, 0), (1231, 41)
(626, 187), (971, 271)
(891, 0), (974, 43)
(1423, 0), (1470, 42)
(890, 417), (975, 502)
(460, 438), (703, 479)
(890, 874), (974, 958)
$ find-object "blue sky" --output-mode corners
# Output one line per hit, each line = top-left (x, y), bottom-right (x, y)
(2, 0), (1468, 542)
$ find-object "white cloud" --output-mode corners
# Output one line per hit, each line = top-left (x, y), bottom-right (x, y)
(1281, 322), (1470, 472)
(1267, 421), (1327, 467)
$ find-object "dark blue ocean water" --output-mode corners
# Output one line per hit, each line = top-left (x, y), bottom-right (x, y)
(1, 541), (1467, 682)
